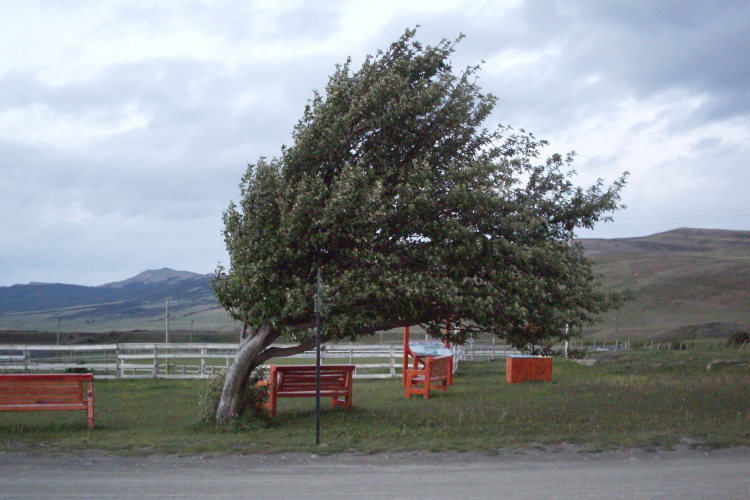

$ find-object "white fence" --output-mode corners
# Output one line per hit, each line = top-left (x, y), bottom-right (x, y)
(9, 339), (708, 380)
(0, 343), (491, 380)
(4, 340), (611, 380)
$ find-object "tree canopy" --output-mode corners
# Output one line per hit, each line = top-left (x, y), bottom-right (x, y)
(211, 29), (626, 422)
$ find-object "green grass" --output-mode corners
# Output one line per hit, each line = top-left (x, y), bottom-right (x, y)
(1, 348), (748, 455)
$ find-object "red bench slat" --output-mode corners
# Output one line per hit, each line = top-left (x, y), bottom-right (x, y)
(1, 403), (88, 412)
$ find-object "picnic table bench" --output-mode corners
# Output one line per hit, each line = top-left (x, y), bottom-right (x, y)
(405, 355), (453, 399)
(0, 373), (95, 429)
(261, 365), (354, 417)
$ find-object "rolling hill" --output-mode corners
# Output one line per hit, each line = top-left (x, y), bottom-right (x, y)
(1, 228), (749, 341)
(580, 228), (750, 340)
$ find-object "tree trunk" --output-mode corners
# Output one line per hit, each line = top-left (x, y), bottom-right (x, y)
(215, 324), (274, 425)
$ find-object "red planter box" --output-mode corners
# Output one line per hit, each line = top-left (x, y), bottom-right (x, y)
(506, 355), (552, 383)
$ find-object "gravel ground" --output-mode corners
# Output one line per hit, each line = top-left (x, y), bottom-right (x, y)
(1, 445), (748, 499)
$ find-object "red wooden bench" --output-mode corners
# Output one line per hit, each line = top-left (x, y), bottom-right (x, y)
(0, 373), (95, 429)
(405, 355), (453, 399)
(261, 365), (354, 417)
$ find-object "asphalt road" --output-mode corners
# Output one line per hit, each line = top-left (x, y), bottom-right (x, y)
(1, 447), (748, 499)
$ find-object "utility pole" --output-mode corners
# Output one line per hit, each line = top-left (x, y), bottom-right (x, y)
(614, 316), (618, 338)
(165, 298), (170, 343)
(190, 320), (194, 343)
(56, 318), (61, 345)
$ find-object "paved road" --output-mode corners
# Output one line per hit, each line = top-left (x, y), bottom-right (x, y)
(1, 447), (748, 499)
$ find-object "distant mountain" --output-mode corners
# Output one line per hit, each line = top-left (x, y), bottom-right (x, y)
(0, 268), (214, 315)
(99, 268), (208, 288)
(0, 269), (235, 333)
(581, 228), (750, 255)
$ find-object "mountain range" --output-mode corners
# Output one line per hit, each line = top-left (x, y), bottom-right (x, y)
(0, 268), (233, 334)
(1, 228), (749, 341)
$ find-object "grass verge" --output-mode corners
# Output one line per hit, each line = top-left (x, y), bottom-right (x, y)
(1, 348), (748, 455)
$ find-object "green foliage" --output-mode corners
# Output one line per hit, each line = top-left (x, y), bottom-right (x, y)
(64, 360), (93, 373)
(213, 29), (628, 350)
(729, 331), (750, 346)
(198, 370), (268, 424)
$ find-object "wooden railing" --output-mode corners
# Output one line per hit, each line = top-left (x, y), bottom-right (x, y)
(0, 343), (473, 380)
(0, 341), (571, 379)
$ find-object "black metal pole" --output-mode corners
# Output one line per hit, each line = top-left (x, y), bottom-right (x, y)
(315, 268), (322, 446)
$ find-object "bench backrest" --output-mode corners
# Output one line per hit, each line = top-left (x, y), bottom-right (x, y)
(427, 356), (452, 380)
(0, 374), (93, 408)
(273, 365), (354, 392)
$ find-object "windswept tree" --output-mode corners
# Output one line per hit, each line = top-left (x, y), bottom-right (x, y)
(212, 29), (627, 424)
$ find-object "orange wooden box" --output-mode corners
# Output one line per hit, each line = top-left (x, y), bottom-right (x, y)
(506, 355), (552, 383)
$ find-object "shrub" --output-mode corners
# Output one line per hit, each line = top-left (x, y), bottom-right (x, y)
(566, 348), (588, 359)
(728, 331), (750, 346)
(65, 360), (92, 373)
(198, 369), (268, 424)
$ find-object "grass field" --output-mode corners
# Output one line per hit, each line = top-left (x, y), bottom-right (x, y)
(1, 348), (748, 455)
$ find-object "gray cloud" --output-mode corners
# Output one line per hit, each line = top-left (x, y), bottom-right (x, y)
(498, 1), (749, 119)
(1, 0), (748, 286)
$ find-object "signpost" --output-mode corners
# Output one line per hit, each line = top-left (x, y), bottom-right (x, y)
(165, 298), (170, 343)
(315, 268), (323, 446)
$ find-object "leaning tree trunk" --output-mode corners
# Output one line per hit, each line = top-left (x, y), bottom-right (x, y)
(215, 323), (317, 424)
(215, 324), (275, 425)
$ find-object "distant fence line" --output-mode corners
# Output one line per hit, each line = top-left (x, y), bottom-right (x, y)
(571, 338), (740, 351)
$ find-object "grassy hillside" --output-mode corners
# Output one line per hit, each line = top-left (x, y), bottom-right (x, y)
(2, 229), (749, 342)
(581, 228), (750, 340)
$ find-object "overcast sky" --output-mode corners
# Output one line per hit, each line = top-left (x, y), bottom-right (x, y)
(1, 0), (749, 286)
